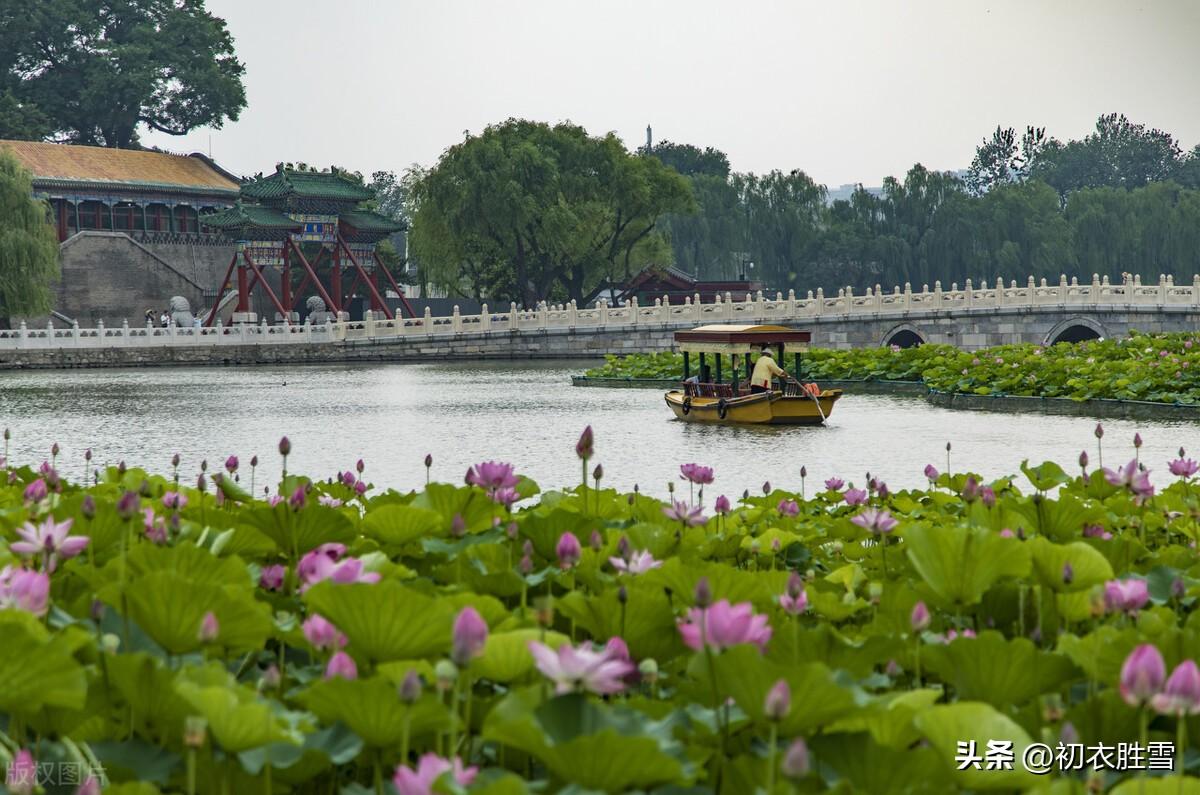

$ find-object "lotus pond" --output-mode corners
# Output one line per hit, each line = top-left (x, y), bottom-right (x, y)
(2, 428), (1200, 794)
(583, 332), (1200, 404)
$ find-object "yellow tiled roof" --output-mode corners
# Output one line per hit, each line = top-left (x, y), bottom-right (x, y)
(0, 139), (240, 193)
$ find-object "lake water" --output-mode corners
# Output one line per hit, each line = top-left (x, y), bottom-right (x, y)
(0, 361), (1195, 499)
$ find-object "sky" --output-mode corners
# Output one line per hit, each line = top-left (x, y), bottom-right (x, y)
(142, 0), (1200, 188)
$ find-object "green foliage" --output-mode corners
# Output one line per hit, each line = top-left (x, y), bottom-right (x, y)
(0, 148), (59, 323)
(0, 0), (246, 147)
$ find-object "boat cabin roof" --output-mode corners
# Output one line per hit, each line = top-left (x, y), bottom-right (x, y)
(674, 324), (811, 354)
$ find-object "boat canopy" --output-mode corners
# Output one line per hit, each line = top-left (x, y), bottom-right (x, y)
(673, 324), (811, 355)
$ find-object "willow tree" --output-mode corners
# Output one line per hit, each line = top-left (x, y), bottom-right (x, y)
(0, 149), (59, 327)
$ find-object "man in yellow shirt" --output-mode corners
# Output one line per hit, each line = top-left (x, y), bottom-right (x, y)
(750, 347), (790, 394)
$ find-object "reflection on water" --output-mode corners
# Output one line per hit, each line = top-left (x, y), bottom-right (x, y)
(0, 361), (1195, 498)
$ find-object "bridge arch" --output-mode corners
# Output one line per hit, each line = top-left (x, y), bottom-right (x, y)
(881, 323), (926, 349)
(1044, 316), (1107, 345)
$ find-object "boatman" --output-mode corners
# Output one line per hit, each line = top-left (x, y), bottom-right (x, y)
(750, 347), (789, 394)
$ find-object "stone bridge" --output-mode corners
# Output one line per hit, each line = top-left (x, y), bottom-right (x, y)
(1, 273), (1198, 369)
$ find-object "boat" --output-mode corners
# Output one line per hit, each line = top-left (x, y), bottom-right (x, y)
(664, 324), (842, 425)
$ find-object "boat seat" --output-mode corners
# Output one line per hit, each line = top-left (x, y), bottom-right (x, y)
(683, 382), (734, 398)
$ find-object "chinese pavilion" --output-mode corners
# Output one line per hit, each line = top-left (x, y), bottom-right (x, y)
(616, 265), (763, 305)
(200, 166), (414, 325)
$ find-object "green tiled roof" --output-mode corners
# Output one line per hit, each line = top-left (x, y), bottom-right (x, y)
(241, 168), (374, 202)
(200, 201), (301, 230)
(339, 210), (406, 233)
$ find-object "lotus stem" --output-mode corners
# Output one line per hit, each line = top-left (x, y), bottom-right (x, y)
(373, 748), (383, 795)
(400, 712), (412, 769)
(186, 748), (196, 795)
(766, 722), (778, 793)
(1177, 716), (1186, 788)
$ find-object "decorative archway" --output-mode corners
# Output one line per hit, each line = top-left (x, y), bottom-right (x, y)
(1044, 316), (1106, 345)
(881, 323), (926, 348)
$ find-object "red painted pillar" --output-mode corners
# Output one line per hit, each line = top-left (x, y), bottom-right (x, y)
(236, 260), (250, 312)
(331, 245), (343, 312)
(369, 266), (384, 313)
(281, 242), (292, 314)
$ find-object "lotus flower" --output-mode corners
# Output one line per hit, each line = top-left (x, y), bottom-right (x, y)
(451, 606), (489, 667)
(527, 639), (634, 695)
(678, 599), (772, 652)
(491, 486), (519, 508)
(850, 507), (898, 535)
(603, 636), (631, 663)
(77, 776), (102, 795)
(680, 463), (715, 485)
(714, 494), (731, 514)
(6, 748), (36, 795)
(22, 479), (47, 503)
(779, 573), (808, 615)
(1169, 458), (1200, 478)
(781, 738), (810, 778)
(0, 567), (50, 616)
(162, 491), (187, 510)
(224, 455), (238, 473)
(575, 426), (594, 460)
(663, 500), (706, 527)
(911, 601), (931, 632)
(924, 464), (939, 482)
(1104, 578), (1150, 614)
(609, 550), (662, 575)
(1152, 660), (1200, 715)
(843, 488), (867, 506)
(324, 651), (358, 680)
(764, 678), (791, 720)
(943, 628), (976, 642)
(1103, 459), (1154, 503)
(302, 614), (347, 651)
(466, 460), (519, 490)
(297, 546), (379, 591)
(318, 495), (343, 508)
(1083, 523), (1113, 540)
(393, 753), (478, 795)
(556, 532), (582, 569)
(824, 477), (844, 491)
(1120, 644), (1165, 707)
(777, 498), (799, 517)
(10, 516), (90, 573)
(198, 611), (219, 643)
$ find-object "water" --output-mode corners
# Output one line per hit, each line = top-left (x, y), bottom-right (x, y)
(0, 361), (1194, 499)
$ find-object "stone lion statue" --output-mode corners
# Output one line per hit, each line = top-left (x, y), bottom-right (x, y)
(306, 295), (332, 323)
(168, 296), (195, 327)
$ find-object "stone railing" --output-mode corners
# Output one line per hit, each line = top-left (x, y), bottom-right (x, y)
(4, 273), (1199, 351)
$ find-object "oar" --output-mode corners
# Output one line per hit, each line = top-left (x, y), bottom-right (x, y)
(793, 380), (828, 423)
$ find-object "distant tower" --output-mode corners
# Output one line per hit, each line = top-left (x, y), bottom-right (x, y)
(646, 125), (652, 151)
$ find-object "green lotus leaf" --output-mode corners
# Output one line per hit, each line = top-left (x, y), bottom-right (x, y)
(89, 739), (179, 786)
(1011, 493), (1105, 542)
(303, 580), (454, 663)
(1110, 779), (1200, 795)
(105, 652), (191, 736)
(176, 673), (298, 753)
(825, 689), (940, 749)
(438, 543), (525, 597)
(767, 621), (903, 677)
(298, 675), (451, 747)
(914, 702), (1038, 790)
(239, 503), (357, 556)
(921, 631), (1080, 707)
(905, 524), (1030, 606)
(0, 616), (87, 716)
(410, 483), (496, 532)
(112, 571), (272, 654)
(556, 582), (683, 662)
(640, 558), (773, 610)
(123, 541), (252, 587)
(1028, 536), (1113, 592)
(473, 628), (570, 683)
(361, 503), (444, 546)
(518, 506), (602, 560)
(1020, 459), (1071, 491)
(1057, 626), (1143, 682)
(813, 731), (945, 794)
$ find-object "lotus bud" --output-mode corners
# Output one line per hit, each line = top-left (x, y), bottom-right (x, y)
(522, 539), (533, 556)
(399, 669), (422, 704)
(924, 464), (939, 482)
(518, 554), (533, 575)
(633, 483), (639, 493)
(980, 486), (996, 508)
(1154, 660), (1200, 716)
(506, 521), (518, 539)
(694, 576), (712, 608)
(1060, 721), (1080, 745)
(638, 658), (659, 684)
(100, 633), (121, 654)
(288, 484), (306, 511)
(250, 454), (258, 467)
(593, 463), (603, 483)
(1172, 576), (1186, 600)
(800, 465), (807, 478)
(618, 585), (627, 604)
(742, 488), (750, 500)
(184, 716), (208, 748)
(200, 459), (208, 472)
(90, 599), (104, 623)
(435, 659), (458, 691)
(785, 571), (804, 600)
(171, 452), (181, 468)
(762, 481), (771, 495)
(1178, 447), (1186, 459)
(1120, 644), (1166, 707)
(764, 678), (791, 721)
(451, 606), (489, 667)
(667, 481), (675, 494)
(556, 532), (581, 569)
(781, 737), (810, 779)
(2, 428), (8, 440)
(356, 458), (365, 474)
(946, 441), (952, 452)
(575, 425), (594, 460)
(589, 530), (603, 551)
(116, 490), (140, 519)
(196, 473), (206, 493)
(877, 481), (890, 500)
(81, 494), (96, 520)
(325, 651), (358, 680)
(197, 611), (219, 643)
(961, 476), (979, 503)
(260, 664), (281, 690)
(1062, 562), (1074, 586)
(627, 493), (635, 505)
(83, 447), (92, 462)
(715, 494), (731, 514)
(117, 460), (127, 475)
(885, 658), (903, 677)
(278, 436), (291, 456)
(1133, 432), (1143, 449)
(77, 775), (102, 795)
(451, 513), (466, 538)
(424, 453), (432, 469)
(225, 455), (238, 473)
(1094, 423), (1103, 439)
(616, 535), (631, 560)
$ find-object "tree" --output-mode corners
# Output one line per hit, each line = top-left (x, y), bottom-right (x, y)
(0, 149), (60, 327)
(0, 0), (246, 148)
(1033, 113), (1183, 199)
(965, 126), (1055, 195)
(641, 140), (730, 179)
(410, 119), (693, 305)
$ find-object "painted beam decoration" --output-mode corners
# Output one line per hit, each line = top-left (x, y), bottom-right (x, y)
(243, 241), (285, 268)
(290, 213), (339, 243)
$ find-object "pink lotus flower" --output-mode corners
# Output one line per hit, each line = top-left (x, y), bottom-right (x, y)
(325, 651), (358, 680)
(10, 516), (89, 573)
(764, 678), (791, 720)
(1152, 660), (1200, 715)
(680, 463), (715, 485)
(1104, 578), (1150, 614)
(466, 460), (519, 490)
(198, 611), (219, 643)
(318, 495), (343, 508)
(604, 636), (631, 663)
(142, 508), (167, 544)
(527, 639), (634, 695)
(824, 477), (844, 491)
(911, 601), (931, 632)
(77, 775), (102, 795)
(162, 491), (187, 510)
(1083, 523), (1113, 540)
(779, 573), (808, 616)
(850, 507), (898, 535)
(999, 528), (1015, 538)
(491, 486), (519, 508)
(6, 748), (36, 795)
(609, 550), (662, 575)
(1103, 459), (1154, 503)
(556, 532), (581, 569)
(678, 599), (772, 652)
(663, 500), (706, 526)
(843, 488), (867, 506)
(259, 564), (286, 591)
(451, 606), (489, 667)
(393, 753), (478, 795)
(777, 498), (799, 517)
(943, 628), (976, 643)
(297, 545), (379, 591)
(1120, 644), (1166, 707)
(714, 494), (731, 514)
(782, 737), (810, 779)
(303, 614), (347, 651)
(0, 566), (50, 616)
(924, 464), (939, 482)
(1169, 458), (1199, 478)
(268, 494), (284, 507)
(341, 471), (356, 487)
(22, 479), (47, 503)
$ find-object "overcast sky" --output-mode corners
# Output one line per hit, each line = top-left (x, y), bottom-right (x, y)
(142, 0), (1200, 187)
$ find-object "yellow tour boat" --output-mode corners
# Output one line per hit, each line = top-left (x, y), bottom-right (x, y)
(664, 324), (842, 425)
